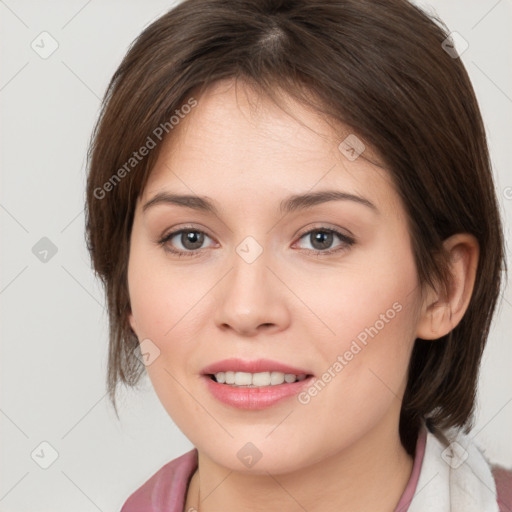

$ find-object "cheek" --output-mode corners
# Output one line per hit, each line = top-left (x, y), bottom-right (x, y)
(290, 253), (420, 455)
(305, 234), (421, 398)
(127, 245), (204, 430)
(305, 238), (419, 355)
(127, 238), (207, 340)
(126, 234), (213, 407)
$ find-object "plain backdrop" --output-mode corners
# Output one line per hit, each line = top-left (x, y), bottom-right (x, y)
(1, 0), (511, 510)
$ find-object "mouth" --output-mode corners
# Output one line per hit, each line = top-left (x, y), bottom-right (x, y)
(200, 359), (315, 409)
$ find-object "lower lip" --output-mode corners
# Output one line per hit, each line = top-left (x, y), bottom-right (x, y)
(202, 375), (314, 409)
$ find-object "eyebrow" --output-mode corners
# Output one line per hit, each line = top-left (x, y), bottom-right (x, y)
(142, 190), (378, 215)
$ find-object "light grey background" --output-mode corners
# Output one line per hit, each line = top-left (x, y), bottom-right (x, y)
(1, 0), (511, 510)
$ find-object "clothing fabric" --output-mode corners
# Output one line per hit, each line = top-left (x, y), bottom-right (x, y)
(394, 425), (427, 511)
(120, 423), (512, 511)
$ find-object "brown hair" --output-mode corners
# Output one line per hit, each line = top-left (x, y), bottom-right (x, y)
(85, 0), (505, 455)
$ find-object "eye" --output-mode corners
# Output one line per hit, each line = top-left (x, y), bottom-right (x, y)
(295, 227), (355, 255)
(158, 227), (215, 256)
(157, 225), (355, 257)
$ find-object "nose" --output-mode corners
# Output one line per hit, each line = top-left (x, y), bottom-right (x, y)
(213, 247), (291, 337)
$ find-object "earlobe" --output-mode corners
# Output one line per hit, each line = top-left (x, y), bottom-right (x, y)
(416, 233), (479, 341)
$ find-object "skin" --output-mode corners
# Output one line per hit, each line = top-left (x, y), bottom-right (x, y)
(127, 78), (479, 512)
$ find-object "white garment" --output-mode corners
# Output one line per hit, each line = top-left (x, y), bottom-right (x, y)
(407, 423), (499, 511)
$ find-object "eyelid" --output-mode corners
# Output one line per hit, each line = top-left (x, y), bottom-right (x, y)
(295, 222), (355, 241)
(158, 223), (214, 242)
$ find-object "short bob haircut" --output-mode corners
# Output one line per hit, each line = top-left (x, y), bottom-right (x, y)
(85, 0), (505, 456)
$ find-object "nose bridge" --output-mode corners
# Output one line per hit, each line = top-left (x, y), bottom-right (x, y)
(214, 236), (289, 335)
(228, 240), (271, 313)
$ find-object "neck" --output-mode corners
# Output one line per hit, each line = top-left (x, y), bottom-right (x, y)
(185, 418), (415, 512)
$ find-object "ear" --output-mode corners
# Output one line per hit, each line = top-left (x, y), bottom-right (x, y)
(416, 233), (479, 340)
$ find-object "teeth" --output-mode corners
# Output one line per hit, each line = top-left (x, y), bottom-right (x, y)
(213, 371), (308, 387)
(235, 371), (252, 385)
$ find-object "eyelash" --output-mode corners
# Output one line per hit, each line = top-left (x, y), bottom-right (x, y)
(157, 226), (355, 258)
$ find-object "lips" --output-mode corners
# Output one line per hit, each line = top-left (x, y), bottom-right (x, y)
(200, 358), (314, 410)
(201, 358), (312, 376)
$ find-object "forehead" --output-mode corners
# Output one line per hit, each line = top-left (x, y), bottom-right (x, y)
(140, 79), (399, 215)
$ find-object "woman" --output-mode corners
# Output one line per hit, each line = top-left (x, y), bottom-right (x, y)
(85, 0), (512, 510)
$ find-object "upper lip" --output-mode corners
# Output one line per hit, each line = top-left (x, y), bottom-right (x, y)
(201, 358), (312, 376)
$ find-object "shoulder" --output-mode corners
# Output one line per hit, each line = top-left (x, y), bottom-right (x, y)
(491, 464), (512, 512)
(120, 448), (198, 512)
(423, 422), (511, 511)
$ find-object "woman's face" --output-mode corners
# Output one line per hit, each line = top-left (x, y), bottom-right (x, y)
(127, 79), (424, 473)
